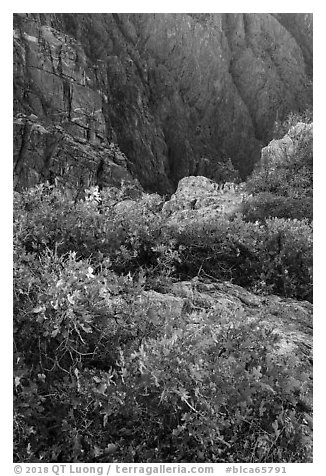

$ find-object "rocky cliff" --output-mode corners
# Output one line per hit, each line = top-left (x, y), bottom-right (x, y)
(13, 13), (312, 193)
(260, 121), (313, 171)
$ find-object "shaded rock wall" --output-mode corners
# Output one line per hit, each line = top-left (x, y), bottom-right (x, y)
(13, 114), (135, 194)
(13, 13), (312, 193)
(13, 15), (136, 193)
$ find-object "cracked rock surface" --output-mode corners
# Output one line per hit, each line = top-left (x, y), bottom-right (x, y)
(13, 13), (312, 193)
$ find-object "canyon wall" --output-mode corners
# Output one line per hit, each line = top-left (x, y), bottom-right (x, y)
(13, 13), (312, 193)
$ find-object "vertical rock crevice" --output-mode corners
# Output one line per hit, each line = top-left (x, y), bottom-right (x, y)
(13, 13), (313, 193)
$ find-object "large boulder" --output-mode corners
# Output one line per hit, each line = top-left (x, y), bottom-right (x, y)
(162, 176), (245, 223)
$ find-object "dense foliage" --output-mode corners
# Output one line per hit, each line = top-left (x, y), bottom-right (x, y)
(14, 180), (312, 463)
(169, 215), (312, 302)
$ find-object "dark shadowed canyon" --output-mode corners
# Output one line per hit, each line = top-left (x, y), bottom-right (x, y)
(13, 13), (312, 193)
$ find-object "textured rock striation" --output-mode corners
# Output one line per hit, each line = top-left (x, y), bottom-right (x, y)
(13, 114), (135, 193)
(13, 13), (312, 193)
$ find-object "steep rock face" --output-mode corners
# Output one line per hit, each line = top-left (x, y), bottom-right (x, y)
(13, 13), (312, 193)
(272, 13), (313, 77)
(13, 114), (135, 193)
(13, 15), (136, 193)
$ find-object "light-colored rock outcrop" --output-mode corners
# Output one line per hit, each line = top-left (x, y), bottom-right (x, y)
(162, 176), (245, 223)
(260, 122), (313, 170)
(141, 279), (312, 365)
